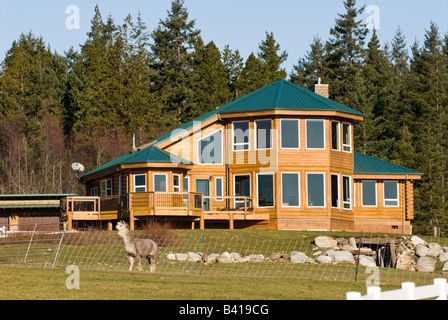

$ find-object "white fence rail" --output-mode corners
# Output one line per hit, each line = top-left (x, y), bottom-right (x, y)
(347, 278), (448, 300)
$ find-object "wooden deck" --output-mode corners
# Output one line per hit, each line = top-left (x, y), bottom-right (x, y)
(61, 193), (269, 230)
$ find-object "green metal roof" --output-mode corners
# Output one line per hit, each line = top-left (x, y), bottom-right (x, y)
(218, 79), (364, 116)
(354, 152), (422, 176)
(81, 145), (192, 179)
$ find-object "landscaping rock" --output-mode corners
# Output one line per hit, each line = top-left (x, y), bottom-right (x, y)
(316, 255), (333, 264)
(290, 251), (308, 264)
(427, 243), (442, 257)
(249, 254), (265, 262)
(417, 256), (436, 272)
(359, 255), (376, 267)
(411, 235), (427, 246)
(205, 253), (219, 264)
(315, 236), (337, 249)
(188, 252), (202, 262)
(166, 253), (176, 260)
(443, 261), (448, 272)
(175, 253), (189, 261)
(396, 255), (413, 271)
(415, 244), (429, 257)
(326, 249), (355, 263)
(439, 252), (448, 263)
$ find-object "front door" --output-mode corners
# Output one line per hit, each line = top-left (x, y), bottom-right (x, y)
(196, 179), (210, 211)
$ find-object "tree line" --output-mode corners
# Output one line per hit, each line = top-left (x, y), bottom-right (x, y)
(0, 0), (446, 234)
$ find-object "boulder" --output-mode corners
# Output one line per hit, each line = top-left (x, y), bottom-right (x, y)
(314, 236), (337, 249)
(166, 253), (176, 260)
(248, 254), (265, 262)
(411, 235), (427, 246)
(443, 261), (448, 272)
(175, 253), (189, 261)
(396, 255), (413, 271)
(358, 255), (376, 267)
(216, 256), (233, 264)
(415, 244), (429, 257)
(439, 252), (448, 263)
(205, 253), (219, 264)
(417, 256), (436, 272)
(427, 243), (442, 257)
(326, 249), (355, 264)
(290, 251), (309, 264)
(316, 255), (333, 264)
(188, 252), (202, 262)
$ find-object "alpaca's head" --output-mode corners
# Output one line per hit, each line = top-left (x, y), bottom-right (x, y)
(116, 221), (129, 236)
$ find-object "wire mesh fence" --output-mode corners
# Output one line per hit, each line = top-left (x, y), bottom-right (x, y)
(50, 228), (448, 286)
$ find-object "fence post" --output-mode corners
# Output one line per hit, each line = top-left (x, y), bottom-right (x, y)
(367, 286), (381, 300)
(434, 278), (447, 300)
(346, 291), (362, 300)
(401, 282), (416, 300)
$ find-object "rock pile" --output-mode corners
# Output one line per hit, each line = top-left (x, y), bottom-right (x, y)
(165, 235), (448, 273)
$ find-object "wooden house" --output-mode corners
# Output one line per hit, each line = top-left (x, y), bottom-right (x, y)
(71, 79), (422, 233)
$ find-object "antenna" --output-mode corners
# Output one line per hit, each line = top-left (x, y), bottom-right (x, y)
(71, 162), (85, 180)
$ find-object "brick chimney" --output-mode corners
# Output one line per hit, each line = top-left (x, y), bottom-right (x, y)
(309, 78), (329, 99)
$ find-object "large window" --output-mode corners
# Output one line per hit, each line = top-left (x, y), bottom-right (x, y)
(307, 173), (325, 207)
(342, 123), (351, 152)
(384, 181), (399, 207)
(331, 121), (340, 150)
(362, 180), (377, 206)
(342, 176), (351, 210)
(198, 130), (223, 164)
(134, 174), (146, 193)
(281, 119), (299, 149)
(255, 119), (272, 150)
(306, 120), (325, 149)
(154, 174), (167, 192)
(233, 121), (249, 151)
(281, 173), (300, 207)
(234, 175), (250, 209)
(331, 174), (339, 208)
(257, 173), (274, 207)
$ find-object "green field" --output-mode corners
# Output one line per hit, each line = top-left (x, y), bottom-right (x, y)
(0, 229), (446, 300)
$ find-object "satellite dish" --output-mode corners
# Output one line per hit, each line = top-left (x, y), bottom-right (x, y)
(71, 162), (85, 174)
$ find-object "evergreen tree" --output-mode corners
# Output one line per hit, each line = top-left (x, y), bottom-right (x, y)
(222, 44), (244, 100)
(150, 0), (200, 125)
(257, 31), (288, 82)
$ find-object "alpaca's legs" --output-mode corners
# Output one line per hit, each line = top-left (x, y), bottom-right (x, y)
(136, 255), (143, 271)
(128, 255), (135, 272)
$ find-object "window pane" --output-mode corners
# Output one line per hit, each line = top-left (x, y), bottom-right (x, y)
(281, 119), (299, 148)
(233, 122), (249, 150)
(362, 181), (376, 206)
(234, 175), (250, 209)
(282, 173), (299, 206)
(199, 130), (222, 164)
(258, 174), (274, 207)
(384, 181), (398, 206)
(343, 123), (351, 152)
(216, 178), (223, 199)
(307, 173), (325, 207)
(256, 120), (272, 149)
(331, 121), (339, 150)
(343, 176), (351, 209)
(134, 175), (146, 193)
(331, 175), (339, 208)
(307, 120), (325, 149)
(154, 174), (167, 192)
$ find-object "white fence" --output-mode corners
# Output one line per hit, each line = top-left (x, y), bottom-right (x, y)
(347, 278), (448, 300)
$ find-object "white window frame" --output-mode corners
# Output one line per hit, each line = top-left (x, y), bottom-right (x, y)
(183, 176), (190, 201)
(342, 175), (352, 210)
(233, 174), (251, 208)
(331, 120), (340, 151)
(215, 177), (224, 201)
(280, 119), (300, 149)
(255, 119), (273, 150)
(281, 172), (300, 207)
(232, 121), (250, 151)
(342, 122), (352, 153)
(173, 174), (181, 192)
(101, 178), (112, 196)
(383, 180), (399, 207)
(331, 174), (340, 209)
(197, 129), (223, 165)
(153, 173), (168, 192)
(361, 180), (377, 207)
(306, 119), (326, 150)
(256, 173), (275, 208)
(306, 172), (326, 208)
(133, 174), (147, 193)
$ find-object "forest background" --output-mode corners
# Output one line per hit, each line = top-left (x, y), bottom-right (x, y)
(0, 0), (446, 234)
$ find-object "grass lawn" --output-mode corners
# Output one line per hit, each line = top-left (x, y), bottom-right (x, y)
(1, 229), (444, 300)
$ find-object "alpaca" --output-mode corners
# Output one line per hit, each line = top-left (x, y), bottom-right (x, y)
(116, 221), (158, 272)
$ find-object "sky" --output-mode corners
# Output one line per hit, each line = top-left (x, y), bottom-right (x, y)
(1, 0), (448, 73)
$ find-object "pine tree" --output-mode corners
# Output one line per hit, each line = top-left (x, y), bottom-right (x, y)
(150, 0), (200, 125)
(222, 44), (244, 100)
(257, 31), (288, 82)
